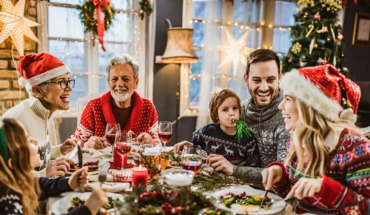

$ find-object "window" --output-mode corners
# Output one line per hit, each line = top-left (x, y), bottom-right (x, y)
(182, 0), (297, 113)
(42, 0), (141, 110)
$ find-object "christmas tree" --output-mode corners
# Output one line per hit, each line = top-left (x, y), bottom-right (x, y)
(282, 0), (348, 76)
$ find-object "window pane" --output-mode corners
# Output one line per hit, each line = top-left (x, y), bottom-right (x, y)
(192, 22), (204, 47)
(228, 79), (250, 101)
(48, 7), (84, 39)
(274, 1), (297, 26)
(232, 26), (261, 49)
(105, 13), (138, 43)
(99, 76), (109, 93)
(98, 43), (131, 73)
(189, 78), (200, 107)
(70, 75), (88, 108)
(193, 0), (206, 18)
(49, 40), (86, 71)
(233, 0), (262, 23)
(193, 0), (222, 19)
(272, 28), (292, 54)
(50, 0), (80, 4)
(190, 50), (203, 75)
(111, 0), (137, 10)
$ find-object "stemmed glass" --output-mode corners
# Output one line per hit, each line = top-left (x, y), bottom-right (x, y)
(105, 123), (121, 146)
(158, 121), (172, 150)
(181, 145), (203, 174)
(114, 131), (132, 173)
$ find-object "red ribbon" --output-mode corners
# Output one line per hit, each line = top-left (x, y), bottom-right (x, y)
(92, 0), (111, 51)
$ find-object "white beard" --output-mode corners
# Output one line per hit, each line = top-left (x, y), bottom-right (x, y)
(110, 89), (133, 102)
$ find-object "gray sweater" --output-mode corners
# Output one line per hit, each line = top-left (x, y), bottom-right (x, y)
(233, 91), (289, 186)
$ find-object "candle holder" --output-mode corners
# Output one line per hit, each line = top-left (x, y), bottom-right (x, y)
(132, 166), (148, 190)
(140, 144), (162, 179)
(162, 169), (195, 207)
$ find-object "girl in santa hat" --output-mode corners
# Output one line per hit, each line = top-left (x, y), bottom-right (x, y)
(262, 64), (369, 214)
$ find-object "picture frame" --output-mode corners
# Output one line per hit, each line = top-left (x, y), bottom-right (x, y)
(352, 12), (370, 47)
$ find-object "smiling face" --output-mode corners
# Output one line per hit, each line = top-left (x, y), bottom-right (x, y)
(108, 64), (139, 102)
(244, 60), (280, 107)
(217, 97), (240, 129)
(278, 94), (299, 131)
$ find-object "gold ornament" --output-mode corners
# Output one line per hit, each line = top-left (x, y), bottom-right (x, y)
(0, 0), (40, 56)
(292, 42), (302, 54)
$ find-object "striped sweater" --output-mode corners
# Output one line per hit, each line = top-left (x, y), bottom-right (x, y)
(268, 128), (370, 214)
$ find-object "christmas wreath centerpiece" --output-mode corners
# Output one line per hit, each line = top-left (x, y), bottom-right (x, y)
(77, 0), (116, 51)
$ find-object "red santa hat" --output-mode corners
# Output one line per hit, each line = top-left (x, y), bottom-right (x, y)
(17, 53), (70, 87)
(280, 64), (361, 122)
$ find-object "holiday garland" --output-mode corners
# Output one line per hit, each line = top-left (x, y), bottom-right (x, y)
(139, 0), (153, 20)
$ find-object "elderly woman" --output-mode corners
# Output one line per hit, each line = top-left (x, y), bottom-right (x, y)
(262, 65), (369, 214)
(72, 54), (160, 149)
(3, 53), (76, 178)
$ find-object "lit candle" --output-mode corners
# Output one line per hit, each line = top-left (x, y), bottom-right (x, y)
(132, 165), (148, 190)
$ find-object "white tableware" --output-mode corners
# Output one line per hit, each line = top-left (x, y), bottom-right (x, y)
(210, 185), (285, 215)
(51, 192), (123, 215)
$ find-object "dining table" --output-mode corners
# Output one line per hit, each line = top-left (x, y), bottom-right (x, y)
(46, 146), (310, 215)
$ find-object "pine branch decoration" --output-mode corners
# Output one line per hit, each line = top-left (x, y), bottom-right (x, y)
(232, 119), (253, 142)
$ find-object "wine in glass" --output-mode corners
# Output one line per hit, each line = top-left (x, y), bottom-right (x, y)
(181, 145), (203, 174)
(158, 121), (172, 150)
(105, 123), (121, 146)
(114, 131), (132, 173)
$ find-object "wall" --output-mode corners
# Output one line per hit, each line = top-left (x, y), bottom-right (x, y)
(153, 0), (197, 146)
(0, 0), (38, 115)
(342, 1), (370, 126)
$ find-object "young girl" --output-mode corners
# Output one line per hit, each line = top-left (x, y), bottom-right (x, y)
(0, 118), (108, 215)
(174, 88), (260, 183)
(262, 65), (369, 214)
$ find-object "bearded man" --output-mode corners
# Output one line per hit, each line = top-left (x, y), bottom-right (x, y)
(72, 54), (160, 148)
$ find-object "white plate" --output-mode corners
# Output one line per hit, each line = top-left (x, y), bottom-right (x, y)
(51, 192), (123, 215)
(210, 185), (285, 215)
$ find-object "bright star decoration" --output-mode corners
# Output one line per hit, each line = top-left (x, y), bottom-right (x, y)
(0, 0), (40, 56)
(218, 28), (254, 77)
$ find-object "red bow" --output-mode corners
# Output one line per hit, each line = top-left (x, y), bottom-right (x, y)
(92, 0), (111, 51)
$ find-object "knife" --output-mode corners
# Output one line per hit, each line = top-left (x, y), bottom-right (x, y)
(77, 143), (85, 192)
(67, 140), (81, 159)
(258, 190), (269, 211)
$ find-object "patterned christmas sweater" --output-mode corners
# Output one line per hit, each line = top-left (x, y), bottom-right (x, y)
(268, 128), (370, 214)
(192, 123), (260, 169)
(73, 91), (160, 145)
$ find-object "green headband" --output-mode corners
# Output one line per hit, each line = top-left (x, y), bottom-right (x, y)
(0, 120), (9, 162)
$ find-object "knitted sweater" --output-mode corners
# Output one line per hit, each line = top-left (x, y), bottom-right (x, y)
(268, 129), (370, 214)
(0, 177), (90, 215)
(237, 91), (289, 186)
(2, 97), (63, 178)
(73, 91), (160, 145)
(192, 124), (260, 167)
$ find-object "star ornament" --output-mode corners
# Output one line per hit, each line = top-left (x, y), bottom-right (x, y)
(218, 28), (254, 77)
(0, 0), (40, 56)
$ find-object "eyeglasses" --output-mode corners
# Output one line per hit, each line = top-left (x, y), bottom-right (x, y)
(40, 79), (75, 89)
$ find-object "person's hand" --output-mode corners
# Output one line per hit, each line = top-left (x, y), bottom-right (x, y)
(285, 178), (323, 200)
(138, 133), (152, 145)
(262, 165), (283, 190)
(86, 187), (109, 214)
(46, 157), (73, 178)
(60, 139), (76, 155)
(68, 167), (88, 190)
(173, 141), (193, 154)
(85, 136), (105, 149)
(206, 154), (233, 175)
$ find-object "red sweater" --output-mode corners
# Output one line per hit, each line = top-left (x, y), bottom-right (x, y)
(73, 91), (160, 145)
(267, 129), (370, 214)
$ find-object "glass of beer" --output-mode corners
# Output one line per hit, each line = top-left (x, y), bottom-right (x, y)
(162, 169), (195, 207)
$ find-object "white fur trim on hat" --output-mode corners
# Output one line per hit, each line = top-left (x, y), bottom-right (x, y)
(18, 76), (28, 86)
(280, 70), (343, 122)
(27, 65), (71, 86)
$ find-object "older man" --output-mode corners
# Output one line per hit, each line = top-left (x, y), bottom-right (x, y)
(73, 54), (159, 148)
(205, 49), (289, 186)
(3, 53), (76, 178)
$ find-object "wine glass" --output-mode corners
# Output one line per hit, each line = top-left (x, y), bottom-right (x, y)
(181, 145), (203, 174)
(105, 123), (121, 146)
(158, 121), (172, 150)
(114, 131), (133, 173)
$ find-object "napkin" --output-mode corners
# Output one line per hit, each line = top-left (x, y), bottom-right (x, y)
(85, 182), (130, 193)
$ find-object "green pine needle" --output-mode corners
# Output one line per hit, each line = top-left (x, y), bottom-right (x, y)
(234, 119), (253, 142)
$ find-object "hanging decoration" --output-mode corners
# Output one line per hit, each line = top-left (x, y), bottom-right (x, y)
(0, 0), (40, 56)
(218, 28), (254, 77)
(77, 0), (116, 51)
(139, 0), (153, 20)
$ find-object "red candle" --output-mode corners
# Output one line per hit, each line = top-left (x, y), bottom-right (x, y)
(132, 166), (148, 190)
